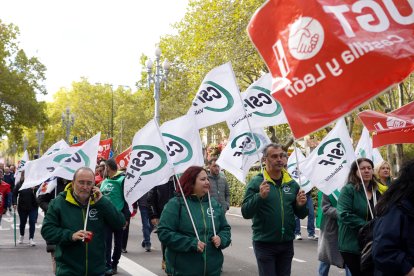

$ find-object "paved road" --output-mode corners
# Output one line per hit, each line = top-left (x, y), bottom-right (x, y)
(0, 207), (348, 275)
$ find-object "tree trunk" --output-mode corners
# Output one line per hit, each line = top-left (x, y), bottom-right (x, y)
(395, 144), (404, 173)
(268, 126), (279, 143)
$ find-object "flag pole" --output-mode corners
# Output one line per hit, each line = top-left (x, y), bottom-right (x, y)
(229, 63), (264, 173)
(14, 207), (16, 247)
(207, 191), (217, 236)
(355, 160), (375, 219)
(293, 142), (303, 187)
(82, 197), (91, 242)
(154, 119), (200, 241)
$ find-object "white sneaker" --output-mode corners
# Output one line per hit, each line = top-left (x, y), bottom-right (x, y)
(18, 236), (24, 244)
(308, 235), (318, 241)
(29, 238), (36, 246)
(295, 234), (302, 240)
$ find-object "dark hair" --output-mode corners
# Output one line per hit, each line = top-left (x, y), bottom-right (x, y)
(376, 159), (414, 216)
(105, 158), (118, 171)
(73, 167), (95, 181)
(262, 143), (283, 157)
(208, 158), (218, 165)
(177, 166), (206, 197)
(347, 158), (377, 191)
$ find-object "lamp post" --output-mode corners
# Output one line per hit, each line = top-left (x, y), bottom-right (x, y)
(62, 107), (75, 143)
(23, 135), (28, 152)
(36, 130), (44, 156)
(146, 46), (170, 123)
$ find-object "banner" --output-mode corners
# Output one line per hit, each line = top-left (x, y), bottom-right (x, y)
(14, 150), (29, 185)
(301, 119), (356, 195)
(391, 101), (414, 118)
(21, 133), (101, 190)
(217, 128), (270, 183)
(124, 120), (174, 210)
(115, 146), (132, 169)
(287, 148), (313, 193)
(358, 110), (413, 132)
(72, 138), (112, 160)
(373, 125), (414, 147)
(228, 73), (288, 131)
(42, 140), (69, 157)
(160, 115), (204, 174)
(248, 0), (414, 138)
(187, 62), (243, 129)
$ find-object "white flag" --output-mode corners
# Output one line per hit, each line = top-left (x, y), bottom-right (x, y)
(217, 128), (270, 183)
(228, 73), (288, 131)
(355, 127), (384, 167)
(124, 120), (174, 210)
(21, 133), (101, 190)
(36, 177), (58, 197)
(287, 148), (313, 193)
(188, 62), (242, 129)
(14, 150), (29, 185)
(160, 115), (204, 174)
(42, 139), (69, 158)
(301, 119), (356, 195)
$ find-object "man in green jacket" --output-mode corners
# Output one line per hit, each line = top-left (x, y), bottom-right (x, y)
(41, 167), (126, 276)
(242, 143), (308, 276)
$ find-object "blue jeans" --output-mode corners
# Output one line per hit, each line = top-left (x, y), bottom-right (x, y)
(105, 226), (123, 269)
(7, 192), (13, 209)
(139, 206), (153, 246)
(18, 208), (38, 239)
(295, 193), (315, 236)
(318, 261), (352, 276)
(253, 240), (294, 276)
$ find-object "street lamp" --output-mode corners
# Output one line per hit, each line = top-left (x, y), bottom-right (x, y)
(146, 46), (170, 123)
(36, 130), (45, 156)
(23, 135), (28, 152)
(62, 107), (75, 143)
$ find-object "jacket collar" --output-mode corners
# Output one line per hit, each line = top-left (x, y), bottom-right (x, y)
(263, 168), (293, 186)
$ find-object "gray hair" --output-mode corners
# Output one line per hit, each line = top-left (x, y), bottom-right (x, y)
(73, 167), (95, 182)
(262, 143), (284, 157)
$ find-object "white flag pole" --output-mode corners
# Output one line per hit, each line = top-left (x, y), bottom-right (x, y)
(154, 119), (200, 241)
(207, 191), (217, 236)
(229, 63), (264, 173)
(82, 197), (91, 242)
(293, 142), (303, 187)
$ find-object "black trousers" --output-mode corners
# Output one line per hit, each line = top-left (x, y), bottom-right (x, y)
(253, 240), (294, 276)
(341, 252), (363, 276)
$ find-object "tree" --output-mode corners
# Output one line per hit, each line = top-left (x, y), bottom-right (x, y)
(0, 20), (47, 140)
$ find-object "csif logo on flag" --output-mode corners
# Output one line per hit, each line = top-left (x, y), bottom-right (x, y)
(162, 133), (193, 166)
(192, 81), (234, 115)
(17, 160), (26, 171)
(287, 163), (310, 188)
(244, 86), (283, 117)
(317, 138), (347, 166)
(231, 132), (266, 157)
(53, 150), (91, 173)
(125, 145), (168, 180)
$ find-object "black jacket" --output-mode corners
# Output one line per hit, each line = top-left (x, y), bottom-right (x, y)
(147, 178), (176, 219)
(373, 199), (414, 276)
(13, 181), (38, 212)
(3, 174), (15, 190)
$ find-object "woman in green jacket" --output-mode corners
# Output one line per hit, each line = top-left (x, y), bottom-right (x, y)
(157, 166), (231, 276)
(337, 158), (383, 276)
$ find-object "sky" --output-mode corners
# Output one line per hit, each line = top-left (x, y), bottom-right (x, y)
(0, 0), (189, 101)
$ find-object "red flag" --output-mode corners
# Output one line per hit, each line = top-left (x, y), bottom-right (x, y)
(72, 138), (113, 160)
(391, 101), (414, 119)
(373, 125), (414, 148)
(98, 138), (113, 160)
(115, 146), (131, 169)
(248, 0), (414, 138)
(358, 110), (413, 131)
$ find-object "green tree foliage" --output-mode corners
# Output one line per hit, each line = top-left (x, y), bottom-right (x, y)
(0, 20), (47, 139)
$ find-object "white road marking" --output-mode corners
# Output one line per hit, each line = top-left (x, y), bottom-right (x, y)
(118, 255), (158, 276)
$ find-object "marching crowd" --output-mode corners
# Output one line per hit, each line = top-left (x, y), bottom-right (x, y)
(0, 143), (413, 276)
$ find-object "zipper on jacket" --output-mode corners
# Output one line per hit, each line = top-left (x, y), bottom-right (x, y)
(199, 199), (207, 276)
(278, 187), (285, 240)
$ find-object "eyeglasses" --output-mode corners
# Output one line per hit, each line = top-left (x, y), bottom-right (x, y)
(77, 180), (94, 187)
(265, 153), (286, 159)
